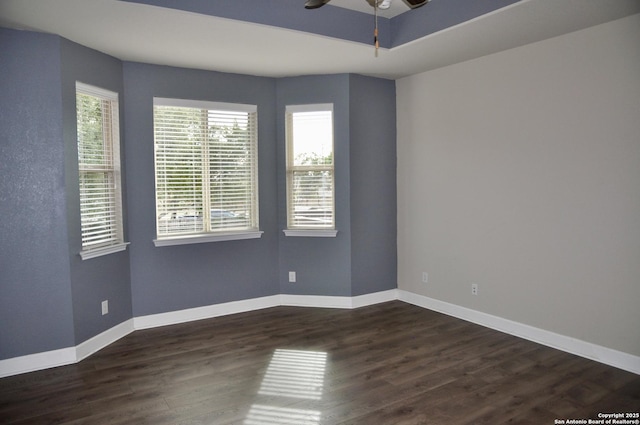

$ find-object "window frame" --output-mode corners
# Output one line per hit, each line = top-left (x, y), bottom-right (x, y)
(76, 82), (129, 260)
(284, 104), (337, 237)
(152, 97), (262, 247)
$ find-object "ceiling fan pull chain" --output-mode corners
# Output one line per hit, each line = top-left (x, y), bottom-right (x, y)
(374, 0), (379, 57)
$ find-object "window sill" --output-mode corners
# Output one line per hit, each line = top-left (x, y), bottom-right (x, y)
(283, 229), (338, 238)
(153, 230), (264, 247)
(80, 242), (130, 260)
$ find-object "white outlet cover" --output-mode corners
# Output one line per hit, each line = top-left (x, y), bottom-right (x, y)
(101, 300), (109, 315)
(288, 271), (296, 283)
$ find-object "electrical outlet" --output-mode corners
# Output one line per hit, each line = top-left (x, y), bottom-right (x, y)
(422, 272), (428, 283)
(101, 300), (109, 315)
(288, 271), (296, 283)
(471, 283), (478, 296)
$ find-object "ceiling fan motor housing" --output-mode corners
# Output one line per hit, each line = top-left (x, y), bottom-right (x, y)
(306, 0), (430, 10)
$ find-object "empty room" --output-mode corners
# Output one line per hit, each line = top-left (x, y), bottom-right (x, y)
(1, 0), (639, 423)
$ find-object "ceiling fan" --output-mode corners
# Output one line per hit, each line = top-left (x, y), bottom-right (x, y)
(304, 0), (429, 10)
(304, 0), (431, 56)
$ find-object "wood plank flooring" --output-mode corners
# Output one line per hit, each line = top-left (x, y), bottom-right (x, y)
(1, 301), (638, 424)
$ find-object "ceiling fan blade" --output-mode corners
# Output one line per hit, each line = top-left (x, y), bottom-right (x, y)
(305, 0), (331, 9)
(403, 0), (429, 9)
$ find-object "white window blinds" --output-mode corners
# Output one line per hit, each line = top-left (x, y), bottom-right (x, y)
(153, 98), (259, 240)
(76, 83), (126, 258)
(286, 104), (335, 230)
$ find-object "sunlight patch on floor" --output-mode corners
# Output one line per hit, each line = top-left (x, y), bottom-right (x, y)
(244, 404), (322, 425)
(257, 349), (327, 400)
(244, 349), (327, 424)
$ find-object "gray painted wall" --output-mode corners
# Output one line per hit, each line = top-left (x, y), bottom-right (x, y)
(276, 74), (398, 297)
(123, 63), (280, 317)
(276, 75), (353, 296)
(60, 39), (133, 345)
(348, 75), (397, 296)
(0, 29), (75, 359)
(0, 29), (398, 360)
(396, 14), (640, 356)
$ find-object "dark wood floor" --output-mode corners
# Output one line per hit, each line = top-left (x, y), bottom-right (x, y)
(1, 301), (638, 424)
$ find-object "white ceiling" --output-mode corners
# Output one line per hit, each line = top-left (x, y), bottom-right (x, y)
(0, 0), (638, 79)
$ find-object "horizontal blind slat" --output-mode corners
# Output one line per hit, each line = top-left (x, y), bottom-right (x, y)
(286, 105), (334, 229)
(154, 102), (258, 237)
(76, 84), (123, 251)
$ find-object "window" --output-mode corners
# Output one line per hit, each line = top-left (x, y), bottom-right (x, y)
(153, 98), (261, 246)
(76, 82), (127, 259)
(285, 104), (336, 237)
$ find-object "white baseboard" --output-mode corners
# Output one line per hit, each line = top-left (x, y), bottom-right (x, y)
(0, 347), (76, 378)
(3, 289), (638, 378)
(0, 319), (134, 379)
(135, 291), (399, 328)
(279, 289), (398, 309)
(352, 289), (399, 308)
(76, 319), (135, 362)
(133, 295), (281, 330)
(397, 290), (640, 375)
(280, 294), (353, 308)
(0, 290), (397, 377)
